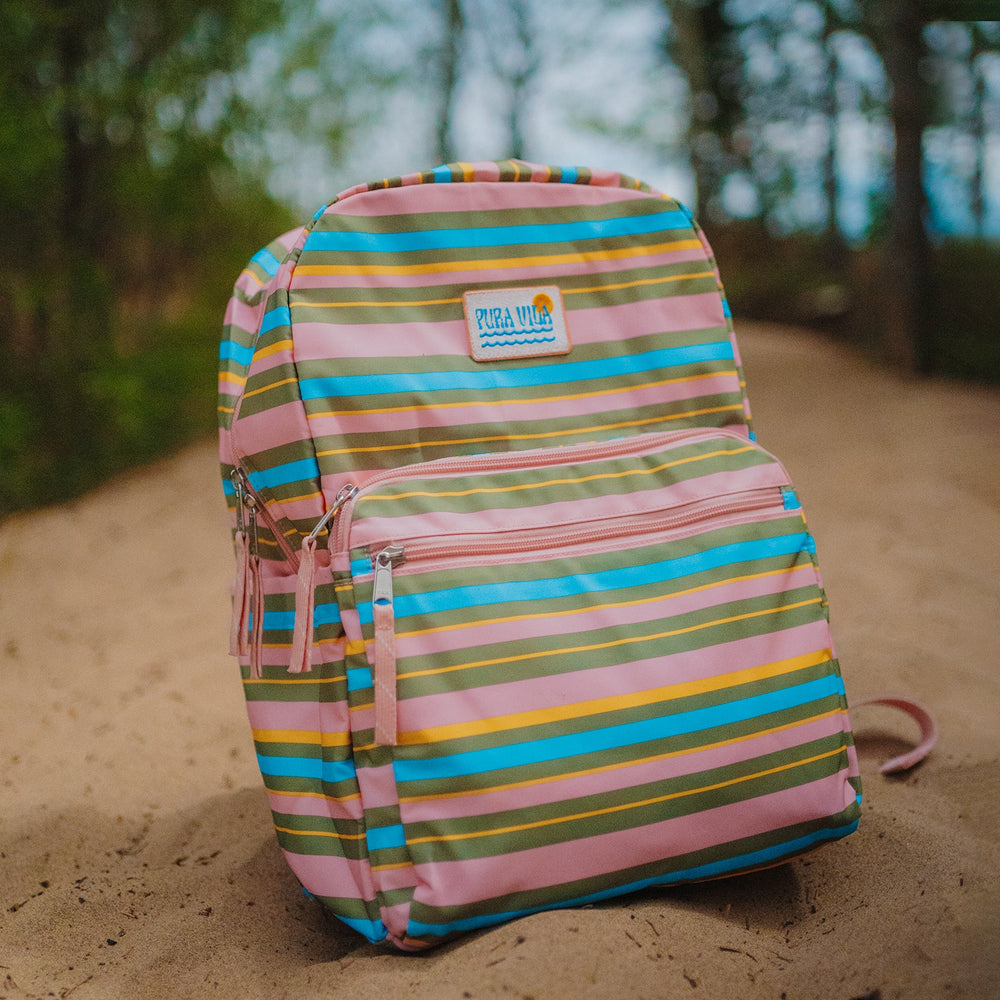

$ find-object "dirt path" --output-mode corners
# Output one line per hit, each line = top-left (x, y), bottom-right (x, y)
(1, 323), (998, 999)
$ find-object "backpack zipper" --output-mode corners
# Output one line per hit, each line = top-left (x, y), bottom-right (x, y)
(331, 426), (760, 555)
(230, 468), (357, 676)
(366, 487), (781, 747)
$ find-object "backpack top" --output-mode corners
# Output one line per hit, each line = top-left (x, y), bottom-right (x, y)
(219, 160), (752, 558)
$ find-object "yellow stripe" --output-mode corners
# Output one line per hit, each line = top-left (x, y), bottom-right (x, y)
(218, 372), (247, 388)
(239, 267), (267, 287)
(267, 787), (361, 804)
(360, 443), (754, 504)
(293, 240), (703, 278)
(274, 825), (366, 841)
(398, 709), (847, 803)
(292, 294), (463, 310)
(243, 675), (345, 686)
(306, 369), (735, 420)
(397, 647), (831, 747)
(398, 597), (824, 682)
(395, 566), (808, 642)
(242, 376), (300, 400)
(316, 405), (745, 458)
(255, 338), (294, 360)
(405, 745), (847, 845)
(290, 269), (715, 311)
(371, 861), (415, 873)
(253, 728), (351, 748)
(562, 269), (714, 296)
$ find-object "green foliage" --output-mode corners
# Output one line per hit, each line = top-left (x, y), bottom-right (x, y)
(712, 221), (1000, 385)
(0, 0), (295, 512)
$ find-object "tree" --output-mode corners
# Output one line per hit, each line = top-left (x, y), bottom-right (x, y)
(0, 0), (294, 508)
(864, 0), (935, 372)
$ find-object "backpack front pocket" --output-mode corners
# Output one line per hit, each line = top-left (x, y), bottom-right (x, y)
(334, 428), (860, 947)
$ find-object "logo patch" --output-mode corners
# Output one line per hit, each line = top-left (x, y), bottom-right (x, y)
(463, 286), (571, 362)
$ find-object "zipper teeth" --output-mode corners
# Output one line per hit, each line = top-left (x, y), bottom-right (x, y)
(234, 469), (301, 568)
(334, 427), (752, 554)
(382, 490), (779, 567)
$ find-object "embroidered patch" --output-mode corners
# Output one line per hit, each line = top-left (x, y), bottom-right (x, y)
(463, 286), (571, 362)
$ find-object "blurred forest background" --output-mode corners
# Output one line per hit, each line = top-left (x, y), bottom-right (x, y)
(2, 0), (999, 511)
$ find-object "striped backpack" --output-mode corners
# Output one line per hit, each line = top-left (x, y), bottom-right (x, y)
(218, 160), (864, 951)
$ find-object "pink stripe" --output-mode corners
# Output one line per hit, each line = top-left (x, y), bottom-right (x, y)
(354, 761), (402, 811)
(407, 771), (855, 911)
(289, 292), (726, 361)
(349, 464), (789, 548)
(246, 698), (349, 733)
(267, 790), (362, 820)
(290, 248), (709, 291)
(397, 624), (834, 762)
(327, 177), (661, 217)
(282, 848), (377, 904)
(232, 398), (312, 460)
(224, 296), (267, 333)
(392, 564), (820, 691)
(304, 371), (740, 439)
(396, 619), (833, 735)
(398, 713), (851, 824)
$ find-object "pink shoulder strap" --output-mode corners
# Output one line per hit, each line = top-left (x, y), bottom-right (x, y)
(851, 697), (938, 774)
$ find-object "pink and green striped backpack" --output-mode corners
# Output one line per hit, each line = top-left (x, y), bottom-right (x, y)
(217, 160), (865, 951)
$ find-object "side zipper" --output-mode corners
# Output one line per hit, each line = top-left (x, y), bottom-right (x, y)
(288, 485), (358, 674)
(229, 469), (265, 678)
(362, 488), (782, 747)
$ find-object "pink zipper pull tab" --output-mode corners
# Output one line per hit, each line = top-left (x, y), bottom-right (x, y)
(288, 536), (317, 674)
(288, 486), (358, 675)
(372, 544), (404, 746)
(230, 528), (252, 656)
(229, 469), (253, 657)
(249, 547), (264, 679)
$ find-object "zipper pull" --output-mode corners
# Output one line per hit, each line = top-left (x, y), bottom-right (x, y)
(247, 497), (264, 679)
(372, 544), (404, 746)
(288, 485), (358, 675)
(229, 470), (253, 657)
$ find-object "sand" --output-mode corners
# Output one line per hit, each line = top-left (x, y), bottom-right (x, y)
(1, 323), (998, 999)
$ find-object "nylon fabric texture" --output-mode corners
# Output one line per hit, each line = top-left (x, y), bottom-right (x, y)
(218, 160), (861, 951)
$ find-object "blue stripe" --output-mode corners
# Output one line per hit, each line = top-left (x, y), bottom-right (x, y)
(367, 824), (406, 851)
(357, 533), (809, 626)
(219, 340), (254, 367)
(263, 602), (342, 631)
(256, 754), (355, 784)
(300, 341), (734, 401)
(392, 675), (845, 784)
(260, 306), (291, 334)
(302, 209), (691, 255)
(432, 164), (453, 183)
(247, 456), (320, 492)
(335, 914), (387, 943)
(250, 247), (282, 277)
(347, 666), (373, 692)
(404, 818), (860, 941)
(559, 166), (578, 183)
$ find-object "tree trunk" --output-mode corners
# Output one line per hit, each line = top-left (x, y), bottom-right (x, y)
(434, 0), (464, 165)
(872, 0), (935, 372)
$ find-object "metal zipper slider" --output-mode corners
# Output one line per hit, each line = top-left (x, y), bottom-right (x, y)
(307, 484), (359, 543)
(372, 544), (404, 746)
(372, 544), (404, 606)
(288, 485), (360, 676)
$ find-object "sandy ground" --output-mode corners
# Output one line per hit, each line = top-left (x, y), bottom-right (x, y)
(1, 323), (998, 1000)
